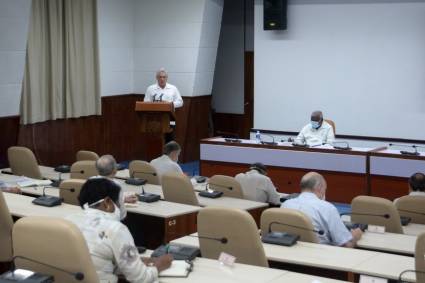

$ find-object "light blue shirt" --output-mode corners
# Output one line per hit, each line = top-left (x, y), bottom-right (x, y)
(281, 192), (352, 246)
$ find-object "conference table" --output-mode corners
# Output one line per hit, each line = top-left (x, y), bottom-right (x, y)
(200, 137), (425, 202)
(170, 234), (416, 282)
(141, 251), (349, 283)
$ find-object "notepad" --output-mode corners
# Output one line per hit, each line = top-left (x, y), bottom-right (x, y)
(159, 260), (192, 277)
(16, 177), (52, 187)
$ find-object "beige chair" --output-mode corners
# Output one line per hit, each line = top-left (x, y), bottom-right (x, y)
(415, 232), (425, 283)
(0, 191), (13, 263)
(60, 179), (86, 206)
(351, 196), (403, 234)
(76, 150), (99, 161)
(396, 196), (425, 224)
(70, 161), (98, 180)
(208, 175), (244, 199)
(13, 216), (99, 283)
(260, 208), (319, 243)
(198, 207), (268, 267)
(162, 172), (200, 206)
(129, 160), (160, 185)
(325, 119), (336, 134)
(7, 146), (43, 179)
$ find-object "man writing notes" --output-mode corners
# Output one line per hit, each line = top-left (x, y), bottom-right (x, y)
(282, 172), (362, 247)
(144, 68), (183, 108)
(295, 110), (335, 146)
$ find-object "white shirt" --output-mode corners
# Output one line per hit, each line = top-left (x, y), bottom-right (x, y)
(296, 121), (335, 146)
(144, 83), (183, 108)
(150, 155), (183, 183)
(394, 191), (425, 204)
(235, 170), (281, 205)
(282, 192), (352, 246)
(66, 209), (158, 283)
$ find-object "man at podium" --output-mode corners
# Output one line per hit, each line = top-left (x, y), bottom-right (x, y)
(144, 68), (183, 108)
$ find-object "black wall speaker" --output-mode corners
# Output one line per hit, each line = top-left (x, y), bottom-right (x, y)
(263, 0), (288, 30)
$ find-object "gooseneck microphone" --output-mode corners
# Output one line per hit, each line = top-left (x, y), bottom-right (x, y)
(398, 269), (425, 282)
(340, 212), (390, 219)
(268, 221), (325, 235)
(9, 255), (84, 281)
(186, 234), (228, 244)
(388, 143), (425, 156)
(32, 185), (77, 207)
(131, 170), (157, 177)
(260, 134), (277, 146)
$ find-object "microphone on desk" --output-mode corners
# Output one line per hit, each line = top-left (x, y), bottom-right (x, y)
(51, 165), (71, 187)
(127, 172), (160, 203)
(330, 141), (351, 150)
(186, 234), (228, 244)
(125, 171), (150, 186)
(398, 269), (425, 283)
(31, 185), (77, 207)
(260, 134), (278, 146)
(138, 184), (161, 203)
(198, 183), (223, 199)
(261, 221), (324, 247)
(340, 212), (390, 219)
(267, 221), (324, 235)
(388, 143), (424, 156)
(0, 255), (85, 281)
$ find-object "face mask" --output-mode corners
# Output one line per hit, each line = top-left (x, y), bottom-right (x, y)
(311, 121), (320, 129)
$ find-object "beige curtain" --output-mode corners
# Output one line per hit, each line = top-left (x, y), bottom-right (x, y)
(20, 0), (101, 125)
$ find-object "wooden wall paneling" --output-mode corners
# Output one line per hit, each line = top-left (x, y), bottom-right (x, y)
(370, 175), (409, 200)
(0, 116), (19, 168)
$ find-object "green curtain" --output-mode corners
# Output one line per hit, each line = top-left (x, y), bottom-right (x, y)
(20, 0), (101, 125)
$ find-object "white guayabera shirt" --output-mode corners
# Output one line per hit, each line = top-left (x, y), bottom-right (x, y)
(296, 121), (335, 146)
(67, 209), (158, 283)
(144, 83), (183, 108)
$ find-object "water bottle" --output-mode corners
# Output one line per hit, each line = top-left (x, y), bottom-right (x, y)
(255, 131), (261, 144)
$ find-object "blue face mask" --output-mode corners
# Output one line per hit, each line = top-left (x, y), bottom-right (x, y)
(311, 121), (321, 129)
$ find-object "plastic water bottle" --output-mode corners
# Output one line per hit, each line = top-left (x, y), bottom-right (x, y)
(255, 131), (261, 144)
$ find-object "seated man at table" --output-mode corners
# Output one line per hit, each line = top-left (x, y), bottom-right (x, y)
(282, 172), (362, 247)
(394, 172), (425, 204)
(95, 154), (138, 220)
(67, 178), (172, 282)
(150, 141), (183, 182)
(295, 110), (335, 146)
(235, 162), (281, 205)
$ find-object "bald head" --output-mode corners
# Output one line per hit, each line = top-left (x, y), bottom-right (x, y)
(96, 155), (117, 177)
(300, 172), (327, 199)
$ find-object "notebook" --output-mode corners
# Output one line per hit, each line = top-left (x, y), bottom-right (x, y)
(159, 260), (192, 278)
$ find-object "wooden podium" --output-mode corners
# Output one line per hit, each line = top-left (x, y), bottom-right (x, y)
(135, 101), (175, 160)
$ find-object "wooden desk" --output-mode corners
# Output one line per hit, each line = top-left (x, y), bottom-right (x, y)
(170, 234), (416, 282)
(200, 138), (371, 203)
(370, 149), (425, 200)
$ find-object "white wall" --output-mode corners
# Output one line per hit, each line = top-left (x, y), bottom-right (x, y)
(212, 0), (245, 114)
(133, 0), (223, 97)
(98, 0), (135, 97)
(254, 0), (425, 140)
(0, 0), (31, 117)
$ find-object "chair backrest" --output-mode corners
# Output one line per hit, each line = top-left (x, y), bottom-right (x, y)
(161, 172), (199, 206)
(324, 119), (336, 134)
(416, 232), (425, 283)
(208, 175), (244, 199)
(60, 179), (86, 205)
(129, 160), (160, 185)
(70, 161), (98, 180)
(76, 150), (99, 161)
(13, 216), (99, 283)
(351, 196), (403, 234)
(396, 196), (425, 224)
(7, 146), (43, 179)
(0, 191), (13, 262)
(260, 208), (319, 243)
(198, 207), (268, 267)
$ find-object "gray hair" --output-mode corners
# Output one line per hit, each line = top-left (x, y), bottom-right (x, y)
(163, 141), (181, 155)
(300, 172), (325, 191)
(156, 68), (168, 77)
(96, 155), (117, 177)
